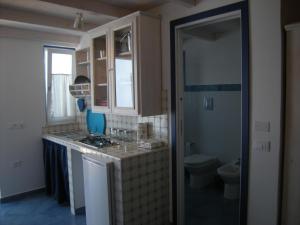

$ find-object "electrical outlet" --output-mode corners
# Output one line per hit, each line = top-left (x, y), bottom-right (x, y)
(12, 160), (23, 168)
(8, 122), (25, 130)
(254, 141), (271, 152)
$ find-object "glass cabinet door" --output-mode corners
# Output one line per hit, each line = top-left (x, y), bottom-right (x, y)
(113, 25), (135, 109)
(93, 34), (109, 108)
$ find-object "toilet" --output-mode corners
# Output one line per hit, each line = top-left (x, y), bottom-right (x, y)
(184, 154), (220, 188)
(217, 162), (240, 199)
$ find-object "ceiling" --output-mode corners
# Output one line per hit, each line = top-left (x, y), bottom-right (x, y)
(98, 0), (169, 10)
(0, 0), (116, 24)
(182, 18), (241, 41)
(0, 0), (169, 24)
(0, 0), (193, 36)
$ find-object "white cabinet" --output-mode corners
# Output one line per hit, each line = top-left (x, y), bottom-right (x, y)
(90, 30), (110, 112)
(89, 12), (161, 116)
(83, 155), (114, 225)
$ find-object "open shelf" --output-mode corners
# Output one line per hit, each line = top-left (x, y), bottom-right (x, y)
(77, 61), (90, 65)
(93, 35), (109, 108)
(115, 51), (132, 60)
(96, 57), (107, 61)
(76, 48), (90, 78)
(117, 51), (131, 56)
(96, 83), (108, 87)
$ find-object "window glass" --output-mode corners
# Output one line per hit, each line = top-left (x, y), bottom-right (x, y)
(45, 47), (75, 124)
(51, 53), (73, 74)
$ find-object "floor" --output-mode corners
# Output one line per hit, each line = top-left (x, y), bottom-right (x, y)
(0, 192), (86, 225)
(1, 180), (239, 225)
(185, 176), (239, 225)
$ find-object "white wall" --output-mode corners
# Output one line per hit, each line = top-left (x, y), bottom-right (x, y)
(183, 29), (241, 164)
(149, 0), (282, 224)
(0, 36), (78, 198)
(78, 35), (90, 49)
(248, 0), (282, 224)
(0, 38), (46, 198)
(184, 91), (241, 163)
(0, 26), (81, 45)
(184, 29), (241, 85)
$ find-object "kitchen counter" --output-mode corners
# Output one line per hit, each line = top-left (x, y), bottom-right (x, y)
(42, 131), (169, 225)
(43, 132), (167, 160)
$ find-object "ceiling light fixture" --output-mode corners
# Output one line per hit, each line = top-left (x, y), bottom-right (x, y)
(73, 12), (84, 29)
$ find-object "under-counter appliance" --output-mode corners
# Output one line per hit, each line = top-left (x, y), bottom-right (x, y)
(82, 154), (115, 225)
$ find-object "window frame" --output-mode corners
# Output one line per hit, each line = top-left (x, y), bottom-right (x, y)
(44, 46), (76, 125)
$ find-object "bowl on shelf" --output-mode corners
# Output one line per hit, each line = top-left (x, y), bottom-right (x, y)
(74, 75), (90, 84)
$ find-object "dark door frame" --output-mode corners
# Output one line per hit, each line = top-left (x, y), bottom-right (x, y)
(170, 1), (249, 225)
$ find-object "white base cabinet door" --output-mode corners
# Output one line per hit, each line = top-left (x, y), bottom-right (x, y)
(83, 155), (115, 225)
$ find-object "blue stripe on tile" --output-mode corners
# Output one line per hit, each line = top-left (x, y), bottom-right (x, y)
(184, 84), (241, 92)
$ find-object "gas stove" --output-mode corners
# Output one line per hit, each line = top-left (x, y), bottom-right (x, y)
(77, 135), (118, 149)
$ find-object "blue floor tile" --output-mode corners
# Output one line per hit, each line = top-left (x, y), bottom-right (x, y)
(0, 192), (86, 225)
(185, 178), (239, 225)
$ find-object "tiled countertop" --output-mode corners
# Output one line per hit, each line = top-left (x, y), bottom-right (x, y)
(43, 132), (168, 160)
(42, 131), (170, 224)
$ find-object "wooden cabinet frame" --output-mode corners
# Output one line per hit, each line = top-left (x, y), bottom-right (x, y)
(89, 12), (161, 116)
(111, 20), (138, 115)
(90, 30), (111, 113)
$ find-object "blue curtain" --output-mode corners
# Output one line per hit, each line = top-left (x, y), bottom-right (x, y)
(43, 139), (70, 205)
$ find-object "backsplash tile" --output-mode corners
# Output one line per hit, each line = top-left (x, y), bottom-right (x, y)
(106, 114), (138, 131)
(42, 123), (80, 134)
(73, 90), (169, 144)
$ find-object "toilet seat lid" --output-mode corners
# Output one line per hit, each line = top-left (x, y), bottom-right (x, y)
(184, 154), (217, 166)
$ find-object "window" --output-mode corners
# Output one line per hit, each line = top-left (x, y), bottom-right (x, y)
(44, 47), (76, 124)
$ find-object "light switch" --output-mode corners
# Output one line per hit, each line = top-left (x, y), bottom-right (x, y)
(11, 160), (23, 168)
(255, 121), (270, 132)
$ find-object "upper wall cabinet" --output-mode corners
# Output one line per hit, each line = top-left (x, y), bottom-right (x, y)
(89, 12), (161, 116)
(76, 48), (90, 78)
(70, 48), (91, 98)
(90, 31), (110, 112)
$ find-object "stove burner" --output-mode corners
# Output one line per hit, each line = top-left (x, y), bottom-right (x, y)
(78, 136), (115, 149)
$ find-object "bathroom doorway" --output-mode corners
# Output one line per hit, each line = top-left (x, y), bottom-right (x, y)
(170, 3), (249, 225)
